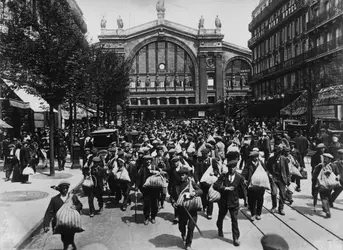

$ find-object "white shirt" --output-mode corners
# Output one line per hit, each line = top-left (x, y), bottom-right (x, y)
(228, 173), (235, 183)
(60, 195), (68, 203)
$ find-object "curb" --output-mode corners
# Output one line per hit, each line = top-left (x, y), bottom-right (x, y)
(15, 176), (84, 250)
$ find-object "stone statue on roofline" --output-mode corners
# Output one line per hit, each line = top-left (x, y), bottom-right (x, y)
(100, 15), (107, 29)
(198, 15), (204, 29)
(156, 0), (166, 12)
(215, 15), (221, 28)
(117, 16), (124, 29)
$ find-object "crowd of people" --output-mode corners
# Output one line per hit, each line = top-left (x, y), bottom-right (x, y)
(2, 117), (343, 250)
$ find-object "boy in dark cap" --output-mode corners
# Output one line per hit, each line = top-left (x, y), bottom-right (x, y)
(213, 160), (245, 247)
(172, 167), (203, 250)
(44, 181), (83, 250)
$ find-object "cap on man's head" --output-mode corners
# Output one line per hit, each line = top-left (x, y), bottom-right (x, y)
(177, 167), (189, 175)
(172, 156), (181, 162)
(323, 153), (334, 159)
(92, 156), (101, 162)
(143, 155), (153, 160)
(316, 143), (325, 149)
(227, 160), (238, 169)
(289, 141), (296, 145)
(138, 149), (144, 154)
(261, 234), (289, 250)
(283, 147), (291, 153)
(8, 144), (15, 148)
(57, 180), (70, 188)
(85, 147), (91, 152)
(274, 145), (283, 153)
(201, 148), (210, 156)
(250, 151), (259, 157)
(109, 147), (116, 153)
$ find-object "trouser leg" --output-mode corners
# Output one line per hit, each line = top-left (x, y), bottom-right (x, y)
(256, 189), (265, 216)
(143, 189), (151, 219)
(185, 210), (197, 247)
(216, 206), (228, 231)
(150, 188), (160, 219)
(95, 188), (103, 209)
(121, 183), (129, 206)
(276, 180), (286, 211)
(247, 189), (257, 216)
(320, 190), (331, 214)
(88, 190), (95, 214)
(5, 164), (14, 179)
(291, 175), (301, 188)
(229, 207), (240, 241)
(178, 208), (188, 237)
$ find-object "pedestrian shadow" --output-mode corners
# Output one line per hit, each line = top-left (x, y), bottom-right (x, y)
(156, 212), (174, 223)
(193, 230), (233, 244)
(121, 214), (146, 224)
(148, 234), (185, 249)
(105, 201), (122, 209)
(82, 208), (90, 216)
(292, 205), (326, 218)
(293, 194), (313, 200)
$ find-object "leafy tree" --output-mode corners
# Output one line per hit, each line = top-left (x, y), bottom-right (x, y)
(88, 45), (131, 126)
(0, 0), (88, 176)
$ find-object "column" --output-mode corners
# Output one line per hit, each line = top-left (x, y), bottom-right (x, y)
(185, 97), (189, 105)
(176, 97), (179, 105)
(137, 98), (141, 106)
(157, 97), (160, 105)
(199, 53), (207, 104)
(166, 98), (170, 105)
(147, 98), (151, 105)
(215, 53), (224, 102)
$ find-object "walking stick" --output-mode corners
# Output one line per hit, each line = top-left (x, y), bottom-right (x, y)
(182, 206), (203, 237)
(135, 189), (138, 222)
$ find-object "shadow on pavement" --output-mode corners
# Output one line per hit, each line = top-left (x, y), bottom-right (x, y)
(148, 234), (185, 249)
(130, 204), (143, 211)
(121, 214), (146, 224)
(156, 212), (174, 223)
(293, 205), (327, 218)
(193, 229), (233, 244)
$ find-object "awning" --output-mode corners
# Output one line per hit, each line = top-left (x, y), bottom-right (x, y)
(9, 99), (30, 109)
(0, 119), (13, 129)
(61, 104), (96, 120)
(2, 79), (57, 113)
(280, 91), (308, 116)
(316, 84), (343, 106)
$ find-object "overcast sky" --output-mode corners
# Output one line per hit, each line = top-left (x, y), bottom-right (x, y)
(76, 0), (259, 48)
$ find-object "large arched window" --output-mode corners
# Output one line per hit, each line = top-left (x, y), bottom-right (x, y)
(130, 41), (195, 89)
(225, 59), (252, 90)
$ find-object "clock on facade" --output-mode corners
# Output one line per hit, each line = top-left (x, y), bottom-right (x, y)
(159, 63), (165, 70)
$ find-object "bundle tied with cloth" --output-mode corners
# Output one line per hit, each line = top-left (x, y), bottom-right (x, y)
(54, 181), (84, 234)
(143, 155), (167, 188)
(175, 168), (203, 211)
(317, 153), (341, 190)
(249, 151), (270, 190)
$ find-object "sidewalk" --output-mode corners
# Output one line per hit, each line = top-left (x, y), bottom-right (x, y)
(0, 159), (83, 250)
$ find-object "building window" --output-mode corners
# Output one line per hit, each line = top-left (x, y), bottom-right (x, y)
(130, 98), (138, 105)
(169, 97), (176, 105)
(179, 97), (185, 104)
(150, 98), (157, 105)
(208, 97), (215, 104)
(160, 97), (167, 105)
(207, 74), (215, 90)
(188, 97), (195, 104)
(141, 98), (148, 105)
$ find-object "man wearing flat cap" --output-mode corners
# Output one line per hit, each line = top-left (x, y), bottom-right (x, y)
(311, 143), (326, 196)
(329, 134), (343, 160)
(312, 153), (335, 217)
(213, 160), (245, 247)
(242, 151), (266, 221)
(261, 234), (289, 250)
(44, 181), (82, 250)
(266, 145), (290, 215)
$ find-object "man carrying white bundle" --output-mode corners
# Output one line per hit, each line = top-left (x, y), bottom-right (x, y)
(44, 181), (83, 250)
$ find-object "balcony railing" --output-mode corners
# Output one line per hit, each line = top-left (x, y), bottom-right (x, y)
(307, 36), (343, 58)
(307, 3), (343, 31)
(130, 86), (194, 92)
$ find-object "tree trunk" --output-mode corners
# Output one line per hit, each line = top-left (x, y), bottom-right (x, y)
(96, 101), (100, 127)
(69, 100), (73, 162)
(49, 105), (55, 176)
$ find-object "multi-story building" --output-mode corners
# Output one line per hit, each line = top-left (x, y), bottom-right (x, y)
(248, 0), (343, 123)
(98, 4), (252, 121)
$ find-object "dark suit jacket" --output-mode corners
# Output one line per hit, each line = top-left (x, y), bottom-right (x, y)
(294, 135), (309, 155)
(213, 172), (245, 208)
(311, 152), (323, 169)
(43, 194), (82, 230)
(266, 155), (290, 185)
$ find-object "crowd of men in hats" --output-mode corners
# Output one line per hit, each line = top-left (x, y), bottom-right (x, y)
(40, 117), (337, 250)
